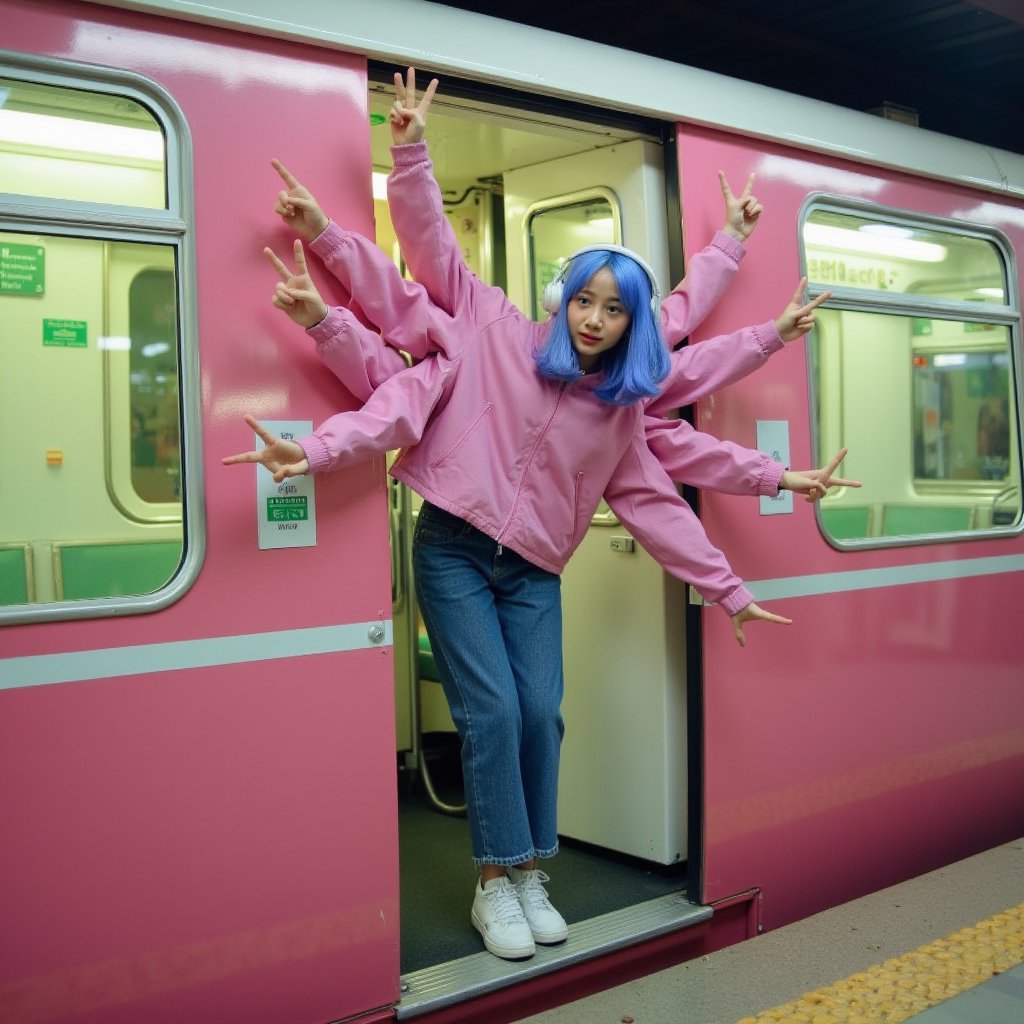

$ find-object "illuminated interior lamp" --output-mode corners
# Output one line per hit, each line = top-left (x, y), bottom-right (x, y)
(98, 336), (132, 351)
(0, 109), (164, 161)
(933, 353), (967, 367)
(975, 287), (1005, 299)
(804, 222), (947, 262)
(859, 224), (913, 239)
(372, 171), (388, 201)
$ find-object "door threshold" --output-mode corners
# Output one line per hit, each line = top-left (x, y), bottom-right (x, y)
(396, 889), (711, 1019)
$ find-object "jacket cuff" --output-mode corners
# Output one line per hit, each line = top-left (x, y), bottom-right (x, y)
(390, 140), (429, 167)
(297, 433), (332, 475)
(754, 320), (785, 358)
(711, 230), (746, 264)
(308, 219), (346, 261)
(719, 584), (756, 617)
(306, 306), (344, 343)
(759, 459), (785, 496)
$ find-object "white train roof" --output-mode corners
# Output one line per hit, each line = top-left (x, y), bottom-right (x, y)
(91, 0), (1024, 200)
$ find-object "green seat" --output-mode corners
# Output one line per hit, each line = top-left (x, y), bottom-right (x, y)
(56, 540), (182, 600)
(418, 631), (442, 682)
(0, 545), (32, 605)
(821, 506), (872, 540)
(881, 505), (974, 536)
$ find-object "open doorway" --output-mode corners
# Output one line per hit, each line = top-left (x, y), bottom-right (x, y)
(365, 71), (697, 982)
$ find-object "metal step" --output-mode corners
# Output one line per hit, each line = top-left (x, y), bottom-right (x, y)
(396, 889), (711, 1018)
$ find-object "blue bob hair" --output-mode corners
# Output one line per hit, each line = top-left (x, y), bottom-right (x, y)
(535, 249), (670, 405)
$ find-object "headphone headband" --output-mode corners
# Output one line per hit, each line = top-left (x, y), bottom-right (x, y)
(541, 244), (661, 315)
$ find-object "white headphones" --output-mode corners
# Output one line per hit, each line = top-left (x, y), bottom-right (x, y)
(540, 243), (662, 315)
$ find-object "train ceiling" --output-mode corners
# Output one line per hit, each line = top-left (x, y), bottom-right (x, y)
(435, 0), (1024, 155)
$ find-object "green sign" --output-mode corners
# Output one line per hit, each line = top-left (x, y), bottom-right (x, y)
(267, 496), (309, 522)
(0, 243), (45, 295)
(43, 319), (88, 347)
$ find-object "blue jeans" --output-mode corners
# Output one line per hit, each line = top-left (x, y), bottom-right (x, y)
(413, 502), (564, 865)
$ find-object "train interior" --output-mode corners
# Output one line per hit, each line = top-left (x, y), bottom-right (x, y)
(2, 63), (1020, 990)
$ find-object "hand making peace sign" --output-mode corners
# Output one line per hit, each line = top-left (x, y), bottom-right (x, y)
(719, 171), (763, 243)
(390, 67), (439, 146)
(264, 239), (329, 329)
(775, 278), (832, 342)
(221, 415), (310, 482)
(271, 158), (329, 242)
(781, 447), (862, 502)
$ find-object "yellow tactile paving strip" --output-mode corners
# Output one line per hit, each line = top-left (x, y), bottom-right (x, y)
(736, 902), (1024, 1024)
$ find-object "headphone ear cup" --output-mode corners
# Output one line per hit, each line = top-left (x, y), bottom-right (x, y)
(541, 279), (563, 315)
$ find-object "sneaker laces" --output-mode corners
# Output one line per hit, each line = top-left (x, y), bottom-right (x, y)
(517, 870), (555, 913)
(484, 878), (527, 925)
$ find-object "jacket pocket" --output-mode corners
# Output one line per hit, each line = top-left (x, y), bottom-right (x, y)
(428, 401), (494, 470)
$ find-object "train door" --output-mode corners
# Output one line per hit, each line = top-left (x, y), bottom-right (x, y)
(673, 124), (1024, 926)
(0, 9), (399, 1024)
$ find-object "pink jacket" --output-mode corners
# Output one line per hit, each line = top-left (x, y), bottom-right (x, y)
(300, 307), (753, 614)
(297, 152), (759, 613)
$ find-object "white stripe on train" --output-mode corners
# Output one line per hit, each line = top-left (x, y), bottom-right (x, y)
(0, 619), (393, 690)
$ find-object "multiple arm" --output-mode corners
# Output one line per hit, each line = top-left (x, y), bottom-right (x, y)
(603, 432), (791, 645)
(645, 418), (859, 501)
(229, 68), (860, 645)
(221, 353), (452, 481)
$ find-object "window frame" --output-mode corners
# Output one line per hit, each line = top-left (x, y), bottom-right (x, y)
(0, 49), (203, 624)
(798, 193), (1023, 551)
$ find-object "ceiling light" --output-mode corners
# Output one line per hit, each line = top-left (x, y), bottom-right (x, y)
(804, 222), (947, 262)
(0, 109), (163, 161)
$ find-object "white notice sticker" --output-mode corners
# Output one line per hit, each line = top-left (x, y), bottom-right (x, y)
(757, 419), (793, 516)
(255, 420), (317, 549)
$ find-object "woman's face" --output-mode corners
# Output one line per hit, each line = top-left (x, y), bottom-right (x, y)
(566, 267), (631, 371)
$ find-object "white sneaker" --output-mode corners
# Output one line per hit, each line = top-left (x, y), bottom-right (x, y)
(507, 867), (568, 944)
(471, 876), (535, 960)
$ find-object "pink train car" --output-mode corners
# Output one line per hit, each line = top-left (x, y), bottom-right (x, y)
(1, 2), (1022, 1022)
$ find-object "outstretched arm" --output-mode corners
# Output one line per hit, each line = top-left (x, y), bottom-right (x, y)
(603, 432), (792, 646)
(647, 279), (832, 416)
(263, 239), (408, 401)
(221, 356), (453, 480)
(269, 155), (469, 362)
(645, 419), (861, 501)
(644, 417), (784, 495)
(658, 170), (763, 346)
(387, 68), (517, 326)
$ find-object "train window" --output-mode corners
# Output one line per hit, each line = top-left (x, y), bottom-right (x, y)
(805, 209), (1005, 303)
(0, 76), (166, 207)
(0, 59), (195, 621)
(802, 200), (1021, 547)
(526, 189), (620, 321)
